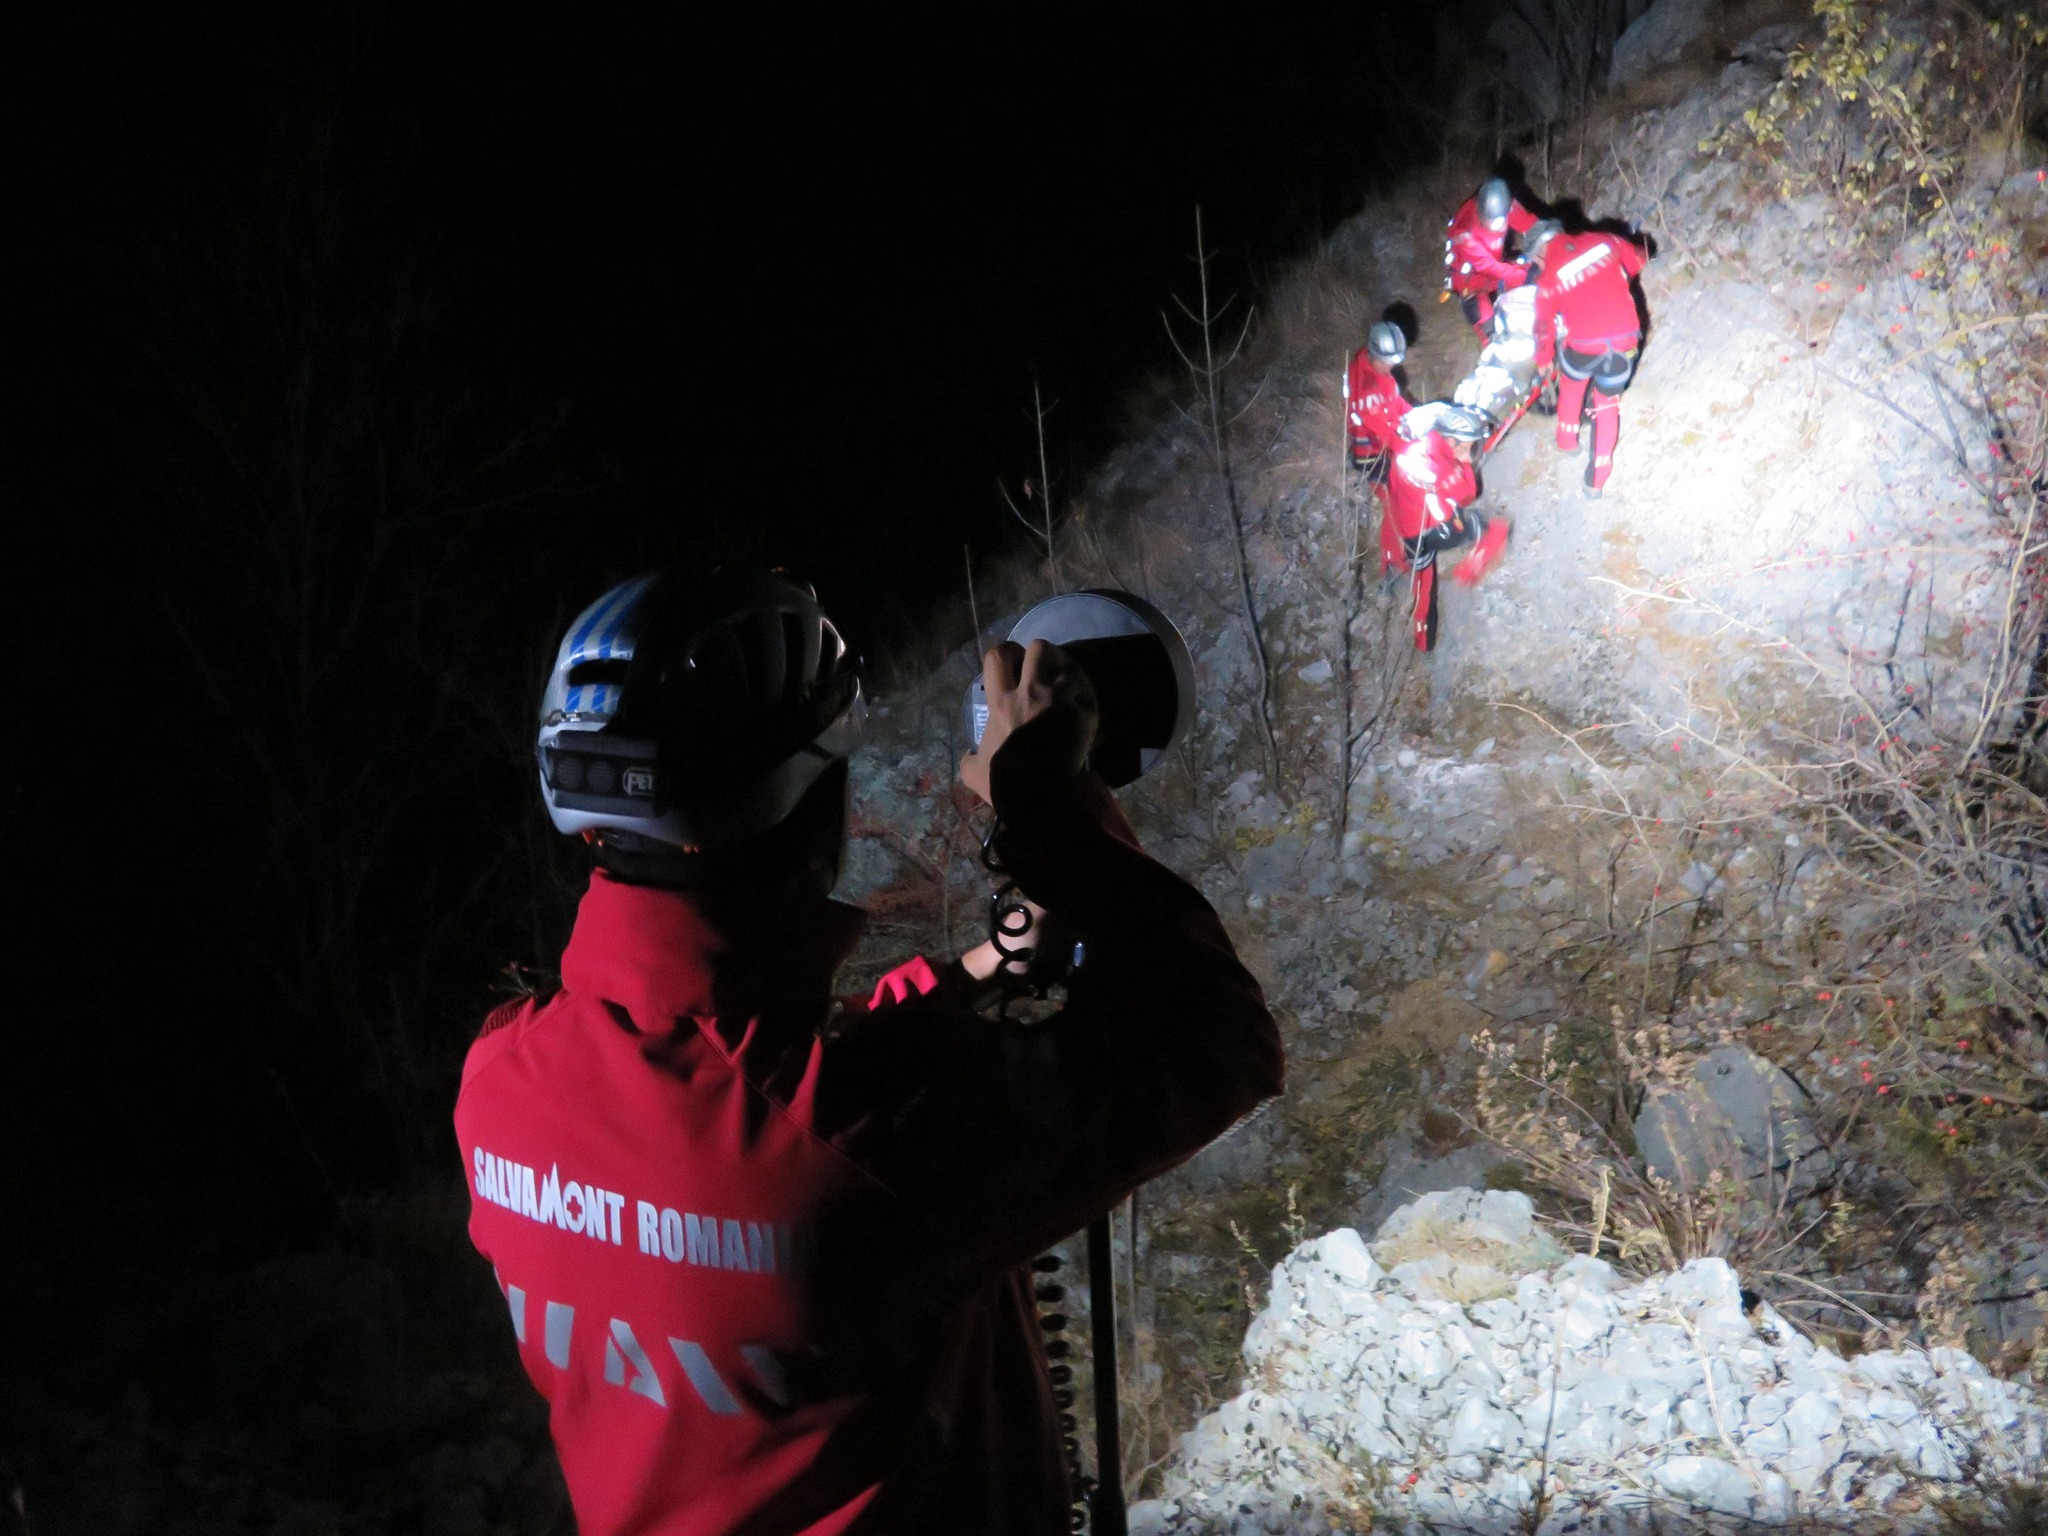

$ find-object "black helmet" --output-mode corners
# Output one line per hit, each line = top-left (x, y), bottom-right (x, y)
(1367, 321), (1406, 365)
(1477, 178), (1514, 224)
(536, 569), (863, 884)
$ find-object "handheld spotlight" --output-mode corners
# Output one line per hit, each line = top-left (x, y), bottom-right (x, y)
(961, 589), (1195, 787)
(964, 589), (1191, 1536)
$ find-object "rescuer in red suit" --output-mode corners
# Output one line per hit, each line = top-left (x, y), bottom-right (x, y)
(454, 568), (1281, 1535)
(1444, 177), (1538, 339)
(1344, 321), (1411, 482)
(1524, 219), (1648, 496)
(1379, 405), (1510, 651)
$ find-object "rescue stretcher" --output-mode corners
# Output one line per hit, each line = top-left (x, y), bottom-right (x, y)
(1451, 283), (1556, 461)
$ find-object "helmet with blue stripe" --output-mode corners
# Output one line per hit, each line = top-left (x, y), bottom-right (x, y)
(536, 569), (863, 877)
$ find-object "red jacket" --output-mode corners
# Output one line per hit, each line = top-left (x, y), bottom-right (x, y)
(455, 750), (1280, 1536)
(1384, 431), (1477, 542)
(1444, 195), (1536, 296)
(1531, 232), (1647, 368)
(1343, 350), (1407, 457)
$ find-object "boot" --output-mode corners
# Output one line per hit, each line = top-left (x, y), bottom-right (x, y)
(1452, 518), (1511, 585)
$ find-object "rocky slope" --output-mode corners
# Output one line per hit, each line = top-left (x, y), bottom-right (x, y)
(838, 1), (2048, 1520)
(1134, 1188), (2048, 1533)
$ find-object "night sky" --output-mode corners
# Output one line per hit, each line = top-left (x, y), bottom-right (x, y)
(7, 3), (1440, 1313)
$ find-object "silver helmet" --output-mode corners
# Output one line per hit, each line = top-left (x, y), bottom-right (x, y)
(1433, 404), (1493, 443)
(1521, 219), (1564, 263)
(536, 569), (863, 856)
(1366, 321), (1406, 365)
(1477, 178), (1514, 224)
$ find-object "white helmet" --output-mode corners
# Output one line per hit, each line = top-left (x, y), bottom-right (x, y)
(1404, 401), (1491, 443)
(536, 569), (863, 860)
(1434, 404), (1492, 443)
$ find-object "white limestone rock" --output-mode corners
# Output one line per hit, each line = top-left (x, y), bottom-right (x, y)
(1142, 1190), (2048, 1534)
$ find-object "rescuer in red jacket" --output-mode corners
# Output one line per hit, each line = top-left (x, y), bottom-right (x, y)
(454, 569), (1281, 1535)
(1524, 219), (1648, 496)
(1444, 177), (1538, 339)
(1379, 404), (1510, 651)
(1343, 321), (1411, 482)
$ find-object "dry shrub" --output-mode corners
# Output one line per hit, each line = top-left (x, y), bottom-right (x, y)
(1939, 1478), (2048, 1535)
(1471, 1015), (1829, 1278)
(1252, 245), (1379, 377)
(1597, 0), (2048, 1164)
(1719, 0), (2048, 249)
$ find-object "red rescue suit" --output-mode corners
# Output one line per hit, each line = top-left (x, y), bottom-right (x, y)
(1378, 430), (1505, 651)
(1343, 348), (1407, 477)
(1531, 231), (1647, 493)
(455, 756), (1281, 1536)
(1444, 195), (1537, 336)
(1381, 431), (1476, 556)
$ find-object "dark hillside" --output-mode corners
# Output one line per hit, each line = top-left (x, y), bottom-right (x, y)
(4, 3), (1450, 1530)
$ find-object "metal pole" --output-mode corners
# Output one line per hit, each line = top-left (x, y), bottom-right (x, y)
(1087, 1213), (1126, 1536)
(1479, 366), (1557, 463)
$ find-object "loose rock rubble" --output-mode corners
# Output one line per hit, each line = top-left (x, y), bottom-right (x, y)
(1131, 1190), (2048, 1534)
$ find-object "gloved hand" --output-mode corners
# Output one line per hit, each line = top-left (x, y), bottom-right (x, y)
(958, 639), (1098, 808)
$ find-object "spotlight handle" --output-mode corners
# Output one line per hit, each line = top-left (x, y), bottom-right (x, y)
(1087, 1212), (1126, 1536)
(979, 820), (1126, 1531)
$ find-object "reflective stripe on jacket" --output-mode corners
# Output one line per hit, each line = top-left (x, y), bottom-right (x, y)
(1532, 232), (1646, 371)
(1443, 195), (1537, 295)
(455, 734), (1282, 1535)
(1345, 350), (1409, 455)
(1384, 432), (1477, 542)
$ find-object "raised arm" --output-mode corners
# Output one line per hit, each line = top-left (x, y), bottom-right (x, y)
(847, 641), (1282, 1280)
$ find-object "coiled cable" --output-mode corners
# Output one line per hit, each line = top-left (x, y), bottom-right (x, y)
(1033, 1252), (1091, 1527)
(991, 820), (1094, 1529)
